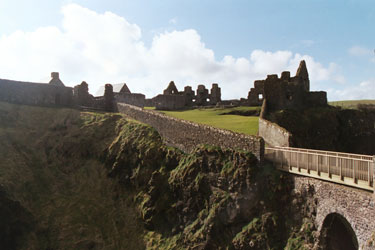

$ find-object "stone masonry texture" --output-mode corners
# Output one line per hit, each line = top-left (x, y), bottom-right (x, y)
(293, 175), (375, 249)
(117, 103), (264, 161)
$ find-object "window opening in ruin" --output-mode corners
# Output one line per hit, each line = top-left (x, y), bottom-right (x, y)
(258, 94), (263, 101)
(206, 98), (210, 102)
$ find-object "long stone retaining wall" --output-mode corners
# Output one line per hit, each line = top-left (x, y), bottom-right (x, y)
(117, 103), (264, 161)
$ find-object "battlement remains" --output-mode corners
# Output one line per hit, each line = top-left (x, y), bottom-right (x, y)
(153, 81), (222, 110)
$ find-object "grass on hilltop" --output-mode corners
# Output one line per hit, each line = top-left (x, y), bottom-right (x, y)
(329, 99), (375, 109)
(152, 106), (260, 135)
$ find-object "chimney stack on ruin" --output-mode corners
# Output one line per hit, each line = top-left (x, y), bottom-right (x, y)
(49, 72), (65, 87)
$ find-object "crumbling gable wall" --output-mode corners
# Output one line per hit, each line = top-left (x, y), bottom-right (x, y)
(163, 81), (179, 95)
(49, 72), (65, 87)
(119, 83), (131, 94)
(114, 83), (145, 108)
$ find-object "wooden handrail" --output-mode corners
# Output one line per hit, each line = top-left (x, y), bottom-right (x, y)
(267, 147), (373, 163)
(265, 147), (374, 191)
(273, 146), (373, 161)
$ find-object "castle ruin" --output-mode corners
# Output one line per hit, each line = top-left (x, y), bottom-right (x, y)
(0, 73), (118, 112)
(0, 60), (327, 113)
(0, 73), (73, 107)
(152, 81), (222, 110)
(247, 60), (327, 111)
(113, 83), (146, 108)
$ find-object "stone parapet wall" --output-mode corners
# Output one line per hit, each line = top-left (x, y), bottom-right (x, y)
(293, 175), (375, 250)
(258, 98), (292, 147)
(115, 93), (145, 108)
(117, 103), (264, 161)
(259, 117), (291, 147)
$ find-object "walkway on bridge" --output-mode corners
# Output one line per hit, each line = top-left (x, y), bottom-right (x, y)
(265, 146), (375, 191)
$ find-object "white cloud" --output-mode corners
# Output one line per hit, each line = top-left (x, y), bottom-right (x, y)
(0, 3), (345, 99)
(327, 79), (375, 101)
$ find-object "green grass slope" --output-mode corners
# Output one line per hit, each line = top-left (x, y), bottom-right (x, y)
(159, 106), (260, 135)
(329, 99), (375, 109)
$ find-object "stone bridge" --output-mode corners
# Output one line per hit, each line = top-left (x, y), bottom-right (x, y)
(293, 175), (375, 249)
(118, 102), (375, 249)
(266, 147), (375, 250)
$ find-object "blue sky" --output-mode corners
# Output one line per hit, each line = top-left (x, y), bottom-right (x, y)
(0, 0), (374, 100)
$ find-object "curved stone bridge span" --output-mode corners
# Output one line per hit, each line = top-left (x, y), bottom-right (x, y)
(267, 147), (375, 249)
(292, 175), (375, 249)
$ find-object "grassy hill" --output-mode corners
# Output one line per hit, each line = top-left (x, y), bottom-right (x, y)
(157, 106), (260, 135)
(0, 101), (317, 249)
(329, 99), (375, 109)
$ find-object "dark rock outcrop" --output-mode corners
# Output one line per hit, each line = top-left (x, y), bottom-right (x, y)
(0, 185), (34, 250)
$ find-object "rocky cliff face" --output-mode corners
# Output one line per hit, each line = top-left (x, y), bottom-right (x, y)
(0, 101), (317, 249)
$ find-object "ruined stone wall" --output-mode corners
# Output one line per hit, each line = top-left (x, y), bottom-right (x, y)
(144, 98), (154, 107)
(153, 94), (186, 110)
(0, 78), (73, 107)
(117, 103), (265, 161)
(115, 93), (145, 108)
(292, 175), (375, 250)
(247, 61), (327, 111)
(305, 91), (327, 107)
(258, 99), (292, 147)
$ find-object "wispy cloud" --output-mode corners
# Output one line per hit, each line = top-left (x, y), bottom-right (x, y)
(300, 40), (315, 47)
(328, 79), (375, 101)
(348, 46), (372, 57)
(169, 18), (177, 25)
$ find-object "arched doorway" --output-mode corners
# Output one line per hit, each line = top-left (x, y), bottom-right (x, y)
(319, 213), (358, 250)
